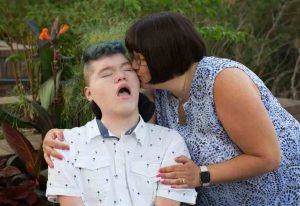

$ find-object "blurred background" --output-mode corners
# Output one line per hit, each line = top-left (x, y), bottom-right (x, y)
(0, 0), (299, 205)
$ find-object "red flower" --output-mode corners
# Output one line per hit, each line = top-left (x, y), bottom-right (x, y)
(39, 28), (51, 41)
(57, 24), (69, 36)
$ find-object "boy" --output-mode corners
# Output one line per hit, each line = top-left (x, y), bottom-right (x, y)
(46, 41), (196, 206)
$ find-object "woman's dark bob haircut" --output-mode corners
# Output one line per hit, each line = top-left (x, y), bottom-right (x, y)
(125, 11), (206, 84)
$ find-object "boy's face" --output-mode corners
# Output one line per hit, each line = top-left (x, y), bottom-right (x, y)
(84, 53), (140, 118)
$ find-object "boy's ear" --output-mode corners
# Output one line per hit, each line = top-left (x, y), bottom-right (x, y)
(84, 86), (92, 101)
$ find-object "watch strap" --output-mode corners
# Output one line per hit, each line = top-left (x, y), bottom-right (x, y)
(200, 165), (210, 187)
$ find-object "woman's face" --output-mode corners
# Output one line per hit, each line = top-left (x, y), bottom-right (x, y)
(131, 52), (152, 89)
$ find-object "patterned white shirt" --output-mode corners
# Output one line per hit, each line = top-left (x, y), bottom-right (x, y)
(46, 116), (197, 206)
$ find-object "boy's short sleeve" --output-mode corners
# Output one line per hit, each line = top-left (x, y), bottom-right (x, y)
(46, 129), (81, 203)
(156, 130), (197, 205)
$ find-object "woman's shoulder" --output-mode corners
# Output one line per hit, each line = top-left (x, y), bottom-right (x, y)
(200, 56), (244, 69)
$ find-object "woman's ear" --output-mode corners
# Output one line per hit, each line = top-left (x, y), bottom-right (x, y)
(84, 86), (92, 101)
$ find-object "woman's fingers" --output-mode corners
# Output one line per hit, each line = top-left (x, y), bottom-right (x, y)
(161, 178), (189, 187)
(42, 128), (69, 167)
(46, 128), (65, 142)
(44, 151), (54, 168)
(157, 171), (184, 179)
(47, 139), (69, 150)
(159, 164), (184, 173)
(158, 155), (201, 188)
(175, 155), (191, 164)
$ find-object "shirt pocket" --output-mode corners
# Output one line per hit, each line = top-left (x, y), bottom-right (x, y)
(130, 161), (161, 203)
(75, 156), (111, 205)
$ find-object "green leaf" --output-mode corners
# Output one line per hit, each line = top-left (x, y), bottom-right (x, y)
(39, 44), (53, 82)
(0, 108), (34, 128)
(5, 53), (25, 63)
(38, 69), (62, 110)
(31, 101), (54, 138)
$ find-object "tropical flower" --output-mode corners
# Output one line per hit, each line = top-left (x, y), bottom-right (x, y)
(57, 24), (69, 36)
(38, 18), (69, 43)
(39, 28), (51, 41)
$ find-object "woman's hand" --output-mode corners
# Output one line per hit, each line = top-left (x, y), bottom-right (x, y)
(42, 129), (69, 168)
(157, 155), (200, 188)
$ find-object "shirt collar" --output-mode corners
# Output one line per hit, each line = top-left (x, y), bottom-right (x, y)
(89, 115), (147, 145)
(85, 118), (102, 143)
(131, 115), (147, 145)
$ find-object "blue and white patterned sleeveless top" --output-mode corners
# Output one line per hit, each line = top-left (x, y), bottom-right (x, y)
(155, 56), (300, 206)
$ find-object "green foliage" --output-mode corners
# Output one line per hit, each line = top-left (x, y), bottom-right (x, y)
(199, 25), (246, 42)
(0, 0), (299, 128)
(60, 64), (93, 128)
(0, 124), (49, 205)
(38, 70), (62, 110)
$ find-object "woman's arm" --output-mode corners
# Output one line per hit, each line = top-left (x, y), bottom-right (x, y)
(43, 129), (69, 168)
(59, 196), (83, 206)
(155, 196), (180, 206)
(208, 68), (280, 183)
(158, 68), (281, 187)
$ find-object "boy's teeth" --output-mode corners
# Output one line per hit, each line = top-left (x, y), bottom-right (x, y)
(119, 92), (129, 96)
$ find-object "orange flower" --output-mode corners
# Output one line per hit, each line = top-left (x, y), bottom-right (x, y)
(39, 28), (51, 41)
(57, 24), (69, 36)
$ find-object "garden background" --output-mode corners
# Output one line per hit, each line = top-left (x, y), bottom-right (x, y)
(0, 0), (299, 205)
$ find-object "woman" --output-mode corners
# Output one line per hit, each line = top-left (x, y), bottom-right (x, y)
(43, 12), (300, 205)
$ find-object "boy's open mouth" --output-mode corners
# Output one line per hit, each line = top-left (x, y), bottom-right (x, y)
(117, 86), (131, 96)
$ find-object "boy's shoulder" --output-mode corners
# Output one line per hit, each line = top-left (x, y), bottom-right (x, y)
(63, 118), (98, 144)
(144, 122), (183, 142)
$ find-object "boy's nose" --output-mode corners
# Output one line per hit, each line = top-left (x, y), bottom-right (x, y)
(114, 71), (126, 83)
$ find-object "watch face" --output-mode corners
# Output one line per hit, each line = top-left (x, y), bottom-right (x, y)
(201, 172), (210, 183)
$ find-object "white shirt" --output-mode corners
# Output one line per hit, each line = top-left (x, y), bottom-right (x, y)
(46, 117), (197, 206)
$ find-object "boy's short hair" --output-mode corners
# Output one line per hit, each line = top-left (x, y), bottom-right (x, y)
(83, 41), (126, 83)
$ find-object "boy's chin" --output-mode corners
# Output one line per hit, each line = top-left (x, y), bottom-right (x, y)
(114, 106), (139, 116)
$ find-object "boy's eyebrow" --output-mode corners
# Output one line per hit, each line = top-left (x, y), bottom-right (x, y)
(97, 60), (131, 73)
(120, 61), (131, 67)
(98, 66), (113, 73)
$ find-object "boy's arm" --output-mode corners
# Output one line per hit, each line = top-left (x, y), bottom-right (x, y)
(156, 130), (197, 205)
(46, 129), (82, 203)
(59, 196), (84, 206)
(155, 196), (180, 206)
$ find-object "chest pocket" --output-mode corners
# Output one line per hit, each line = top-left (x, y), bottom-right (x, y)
(74, 156), (111, 205)
(130, 161), (161, 204)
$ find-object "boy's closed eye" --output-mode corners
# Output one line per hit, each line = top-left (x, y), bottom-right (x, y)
(98, 68), (113, 78)
(100, 72), (113, 78)
(123, 67), (135, 72)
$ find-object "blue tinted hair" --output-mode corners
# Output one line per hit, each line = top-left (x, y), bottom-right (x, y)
(83, 41), (126, 63)
(83, 41), (126, 83)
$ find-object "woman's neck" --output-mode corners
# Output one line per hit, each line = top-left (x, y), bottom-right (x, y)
(149, 62), (198, 103)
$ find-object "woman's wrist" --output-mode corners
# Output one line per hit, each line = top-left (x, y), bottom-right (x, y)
(199, 165), (211, 187)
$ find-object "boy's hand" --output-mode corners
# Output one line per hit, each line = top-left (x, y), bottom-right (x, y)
(42, 129), (69, 168)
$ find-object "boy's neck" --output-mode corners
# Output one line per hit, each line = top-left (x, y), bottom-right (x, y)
(101, 112), (140, 138)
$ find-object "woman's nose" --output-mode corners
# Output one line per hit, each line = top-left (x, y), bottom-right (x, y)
(131, 60), (140, 71)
